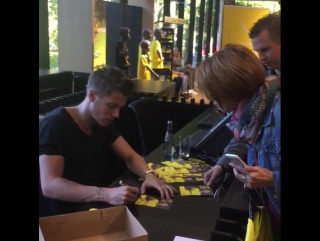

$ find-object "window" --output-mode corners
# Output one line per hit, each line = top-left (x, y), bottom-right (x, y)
(48, 0), (58, 69)
(154, 0), (165, 29)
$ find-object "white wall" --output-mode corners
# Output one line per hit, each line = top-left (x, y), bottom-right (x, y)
(128, 0), (154, 34)
(58, 0), (94, 73)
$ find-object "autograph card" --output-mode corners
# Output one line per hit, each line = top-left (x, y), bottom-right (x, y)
(139, 160), (210, 183)
(135, 194), (173, 209)
(163, 176), (198, 183)
(179, 185), (214, 196)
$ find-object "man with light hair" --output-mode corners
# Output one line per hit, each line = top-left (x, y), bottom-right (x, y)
(249, 13), (281, 77)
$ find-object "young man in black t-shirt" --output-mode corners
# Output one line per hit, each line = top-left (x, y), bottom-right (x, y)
(39, 66), (177, 217)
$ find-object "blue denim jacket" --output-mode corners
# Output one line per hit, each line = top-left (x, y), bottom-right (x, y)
(247, 90), (281, 214)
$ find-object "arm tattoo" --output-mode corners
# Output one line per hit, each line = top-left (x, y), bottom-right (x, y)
(96, 187), (104, 201)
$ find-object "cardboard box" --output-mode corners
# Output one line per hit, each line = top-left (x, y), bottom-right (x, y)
(39, 206), (148, 241)
(173, 237), (204, 241)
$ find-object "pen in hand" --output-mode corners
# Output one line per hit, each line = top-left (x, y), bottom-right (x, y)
(119, 180), (141, 196)
(119, 180), (127, 186)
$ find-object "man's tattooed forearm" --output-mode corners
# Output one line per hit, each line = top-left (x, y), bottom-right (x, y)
(96, 187), (104, 201)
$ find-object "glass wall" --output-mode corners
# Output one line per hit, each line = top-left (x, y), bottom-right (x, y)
(192, 0), (217, 66)
(153, 0), (219, 67)
(193, 0), (200, 66)
(47, 0), (123, 70)
(44, 0), (280, 70)
(154, 0), (164, 29)
(48, 0), (58, 69)
(93, 0), (107, 69)
(154, 0), (192, 66)
(181, 0), (191, 66)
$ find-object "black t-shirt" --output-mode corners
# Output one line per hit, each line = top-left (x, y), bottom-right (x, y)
(39, 106), (120, 217)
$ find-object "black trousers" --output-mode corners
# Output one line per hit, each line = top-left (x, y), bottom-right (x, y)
(173, 76), (183, 96)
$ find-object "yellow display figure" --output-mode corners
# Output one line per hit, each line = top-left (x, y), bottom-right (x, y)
(137, 29), (151, 78)
(137, 40), (159, 80)
(150, 29), (164, 69)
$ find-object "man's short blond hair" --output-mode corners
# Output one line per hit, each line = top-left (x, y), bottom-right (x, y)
(249, 14), (280, 43)
(195, 44), (265, 105)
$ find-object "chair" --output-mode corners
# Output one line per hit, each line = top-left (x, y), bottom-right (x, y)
(129, 98), (168, 157)
(113, 96), (144, 155)
(128, 97), (209, 157)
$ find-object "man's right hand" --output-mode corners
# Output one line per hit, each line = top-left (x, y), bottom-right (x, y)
(204, 165), (224, 187)
(105, 186), (139, 205)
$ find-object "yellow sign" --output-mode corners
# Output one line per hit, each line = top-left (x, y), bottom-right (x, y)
(221, 6), (270, 53)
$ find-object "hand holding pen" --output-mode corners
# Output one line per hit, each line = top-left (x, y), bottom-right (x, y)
(119, 180), (140, 195)
(102, 180), (139, 206)
(119, 180), (127, 186)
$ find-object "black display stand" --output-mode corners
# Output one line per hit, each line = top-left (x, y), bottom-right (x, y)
(160, 27), (174, 81)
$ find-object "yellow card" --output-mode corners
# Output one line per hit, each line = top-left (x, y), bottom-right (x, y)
(135, 194), (173, 209)
(195, 178), (204, 182)
(178, 168), (190, 174)
(179, 185), (214, 196)
(183, 173), (202, 177)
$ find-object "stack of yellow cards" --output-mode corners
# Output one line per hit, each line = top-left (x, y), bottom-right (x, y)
(135, 194), (173, 209)
(139, 158), (211, 184)
(179, 185), (214, 196)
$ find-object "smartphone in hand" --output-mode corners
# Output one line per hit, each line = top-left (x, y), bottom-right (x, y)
(225, 153), (246, 167)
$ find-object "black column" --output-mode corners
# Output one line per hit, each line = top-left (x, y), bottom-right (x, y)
(163, 0), (171, 28)
(196, 0), (205, 66)
(163, 0), (171, 18)
(186, 0), (196, 65)
(176, 1), (184, 53)
(205, 0), (214, 58)
(39, 0), (50, 69)
(212, 0), (221, 53)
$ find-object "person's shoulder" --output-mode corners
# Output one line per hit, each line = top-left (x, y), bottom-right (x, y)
(40, 107), (70, 128)
(265, 75), (280, 90)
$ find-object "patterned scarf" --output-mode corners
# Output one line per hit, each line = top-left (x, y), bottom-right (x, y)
(227, 76), (281, 143)
(226, 99), (249, 131)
